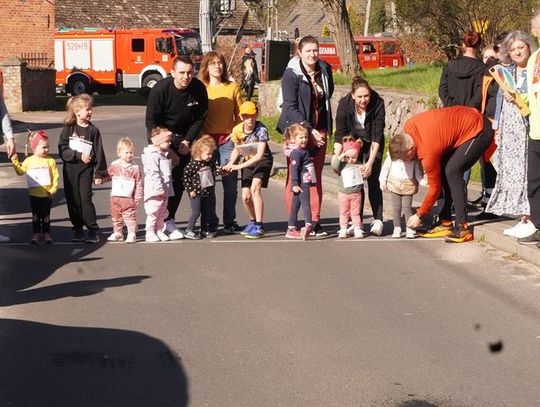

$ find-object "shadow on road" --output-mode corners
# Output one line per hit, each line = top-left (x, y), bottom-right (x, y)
(0, 318), (189, 406)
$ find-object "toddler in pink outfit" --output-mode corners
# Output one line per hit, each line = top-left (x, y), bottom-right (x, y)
(106, 137), (143, 243)
(142, 128), (173, 242)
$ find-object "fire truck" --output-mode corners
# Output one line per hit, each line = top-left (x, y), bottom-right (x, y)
(54, 28), (203, 95)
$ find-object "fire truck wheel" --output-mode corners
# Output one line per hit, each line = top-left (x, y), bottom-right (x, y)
(68, 76), (90, 96)
(142, 74), (162, 90)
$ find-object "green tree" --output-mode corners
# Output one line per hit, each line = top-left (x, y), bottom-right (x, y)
(348, 4), (364, 36)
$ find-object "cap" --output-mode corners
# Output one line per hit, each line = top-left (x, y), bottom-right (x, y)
(240, 101), (257, 115)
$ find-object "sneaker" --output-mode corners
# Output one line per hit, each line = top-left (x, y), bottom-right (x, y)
(370, 220), (384, 236)
(43, 233), (54, 244)
(223, 221), (242, 235)
(125, 232), (137, 243)
(85, 230), (101, 244)
(346, 225), (355, 237)
(163, 220), (184, 240)
(241, 221), (256, 235)
(184, 229), (202, 240)
(517, 229), (540, 245)
(145, 232), (160, 242)
(311, 223), (328, 237)
(405, 227), (416, 239)
(392, 227), (402, 238)
(512, 220), (536, 239)
(418, 220), (453, 238)
(156, 230), (170, 241)
(0, 233), (10, 243)
(300, 223), (313, 240)
(285, 228), (302, 239)
(338, 228), (348, 239)
(245, 225), (265, 239)
(204, 230), (218, 239)
(503, 220), (524, 237)
(353, 227), (364, 239)
(107, 232), (124, 242)
(71, 228), (85, 242)
(445, 224), (474, 243)
(30, 233), (41, 245)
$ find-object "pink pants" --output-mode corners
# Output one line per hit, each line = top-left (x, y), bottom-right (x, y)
(111, 197), (138, 234)
(144, 196), (168, 233)
(338, 191), (362, 229)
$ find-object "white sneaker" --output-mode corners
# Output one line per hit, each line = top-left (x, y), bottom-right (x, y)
(107, 232), (124, 242)
(157, 230), (170, 241)
(125, 232), (137, 243)
(145, 232), (160, 242)
(370, 219), (384, 236)
(346, 224), (355, 236)
(338, 229), (348, 239)
(503, 221), (523, 237)
(513, 220), (537, 239)
(353, 228), (364, 239)
(0, 233), (10, 243)
(164, 220), (184, 240)
(168, 229), (184, 240)
(406, 227), (416, 239)
(392, 227), (402, 238)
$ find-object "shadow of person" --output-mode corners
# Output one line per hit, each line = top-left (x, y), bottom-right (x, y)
(0, 275), (150, 306)
(0, 318), (189, 406)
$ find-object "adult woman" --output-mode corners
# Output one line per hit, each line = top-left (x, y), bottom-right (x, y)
(485, 30), (537, 238)
(277, 35), (334, 236)
(334, 77), (385, 236)
(199, 51), (243, 234)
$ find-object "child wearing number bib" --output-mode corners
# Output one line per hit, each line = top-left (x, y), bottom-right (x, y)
(106, 138), (143, 243)
(330, 139), (364, 239)
(183, 135), (220, 240)
(379, 151), (425, 239)
(11, 131), (59, 244)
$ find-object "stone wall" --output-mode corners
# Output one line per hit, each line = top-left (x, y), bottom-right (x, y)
(258, 81), (436, 137)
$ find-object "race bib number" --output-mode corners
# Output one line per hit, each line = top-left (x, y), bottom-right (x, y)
(341, 165), (363, 188)
(198, 167), (214, 188)
(69, 136), (93, 156)
(26, 166), (51, 188)
(236, 143), (259, 157)
(111, 176), (135, 197)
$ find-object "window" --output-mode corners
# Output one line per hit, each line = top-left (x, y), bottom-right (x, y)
(362, 43), (376, 54)
(381, 43), (397, 55)
(132, 38), (144, 52)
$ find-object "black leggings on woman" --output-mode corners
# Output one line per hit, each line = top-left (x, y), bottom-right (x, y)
(439, 116), (494, 225)
(359, 141), (383, 221)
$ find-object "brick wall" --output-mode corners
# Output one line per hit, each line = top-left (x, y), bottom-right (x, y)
(0, 0), (55, 67)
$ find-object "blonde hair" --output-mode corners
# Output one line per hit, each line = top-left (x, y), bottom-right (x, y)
(24, 131), (38, 157)
(64, 93), (93, 126)
(191, 135), (216, 159)
(388, 133), (411, 160)
(116, 137), (134, 156)
(283, 123), (309, 143)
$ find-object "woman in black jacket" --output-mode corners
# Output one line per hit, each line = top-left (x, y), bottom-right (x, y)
(335, 77), (386, 236)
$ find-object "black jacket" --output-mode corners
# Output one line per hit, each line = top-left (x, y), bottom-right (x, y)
(334, 90), (386, 146)
(439, 56), (486, 110)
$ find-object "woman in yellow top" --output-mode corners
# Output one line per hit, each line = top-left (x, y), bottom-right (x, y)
(11, 130), (59, 244)
(199, 51), (243, 234)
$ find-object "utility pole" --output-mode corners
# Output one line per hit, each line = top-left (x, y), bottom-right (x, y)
(364, 0), (371, 36)
(200, 0), (213, 52)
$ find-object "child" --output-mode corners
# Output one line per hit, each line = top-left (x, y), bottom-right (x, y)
(142, 128), (174, 242)
(284, 123), (317, 240)
(58, 94), (107, 244)
(379, 151), (425, 238)
(224, 101), (273, 239)
(11, 130), (59, 244)
(183, 135), (220, 240)
(106, 137), (143, 243)
(330, 138), (364, 239)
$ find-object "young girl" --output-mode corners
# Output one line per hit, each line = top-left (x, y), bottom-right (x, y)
(142, 128), (174, 242)
(330, 138), (364, 239)
(106, 137), (143, 243)
(11, 130), (59, 244)
(284, 123), (317, 240)
(58, 94), (107, 244)
(224, 101), (273, 239)
(379, 151), (425, 238)
(183, 135), (220, 240)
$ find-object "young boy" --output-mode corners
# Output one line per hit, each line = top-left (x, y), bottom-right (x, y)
(223, 101), (273, 239)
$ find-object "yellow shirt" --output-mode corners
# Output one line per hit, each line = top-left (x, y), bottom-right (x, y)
(202, 82), (242, 134)
(12, 154), (59, 197)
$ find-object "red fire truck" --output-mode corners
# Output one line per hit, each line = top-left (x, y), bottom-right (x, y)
(54, 28), (203, 95)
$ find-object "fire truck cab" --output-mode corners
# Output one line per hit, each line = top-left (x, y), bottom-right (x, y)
(55, 28), (203, 95)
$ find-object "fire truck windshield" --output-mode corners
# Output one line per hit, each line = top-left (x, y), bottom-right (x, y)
(174, 35), (202, 58)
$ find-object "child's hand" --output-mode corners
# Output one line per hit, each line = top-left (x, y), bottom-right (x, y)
(177, 141), (191, 155)
(94, 177), (103, 185)
(222, 163), (233, 173)
(292, 186), (302, 194)
(10, 153), (18, 162)
(169, 150), (180, 167)
(189, 191), (197, 198)
(81, 154), (92, 164)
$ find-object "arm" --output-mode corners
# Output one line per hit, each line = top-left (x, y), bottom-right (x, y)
(290, 149), (302, 188)
(145, 85), (165, 144)
(280, 69), (311, 131)
(414, 159), (425, 184)
(185, 82), (208, 144)
(232, 84), (243, 126)
(183, 163), (197, 195)
(91, 126), (108, 180)
(438, 65), (450, 106)
(333, 97), (349, 154)
(224, 146), (241, 172)
(58, 126), (82, 163)
(145, 153), (166, 196)
(0, 95), (15, 158)
(234, 142), (266, 170)
(11, 155), (27, 176)
(378, 155), (391, 185)
(49, 159), (59, 195)
(416, 156), (442, 218)
(330, 155), (343, 175)
(134, 166), (143, 204)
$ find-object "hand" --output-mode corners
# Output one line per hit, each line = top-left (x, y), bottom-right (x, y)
(503, 91), (516, 103)
(406, 214), (422, 229)
(169, 150), (180, 167)
(311, 129), (326, 147)
(225, 133), (232, 142)
(135, 200), (141, 207)
(189, 191), (197, 198)
(10, 153), (18, 162)
(81, 154), (92, 164)
(178, 141), (191, 155)
(6, 138), (16, 159)
(380, 182), (387, 192)
(292, 186), (302, 194)
(362, 163), (373, 178)
(94, 177), (103, 185)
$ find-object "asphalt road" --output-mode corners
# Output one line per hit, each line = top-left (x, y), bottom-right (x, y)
(1, 107), (539, 406)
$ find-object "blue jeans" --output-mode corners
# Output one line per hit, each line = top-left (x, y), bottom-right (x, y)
(214, 140), (238, 226)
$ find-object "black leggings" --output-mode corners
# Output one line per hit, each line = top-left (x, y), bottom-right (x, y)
(439, 116), (493, 224)
(30, 196), (52, 234)
(289, 187), (312, 228)
(359, 141), (383, 221)
(187, 191), (219, 232)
